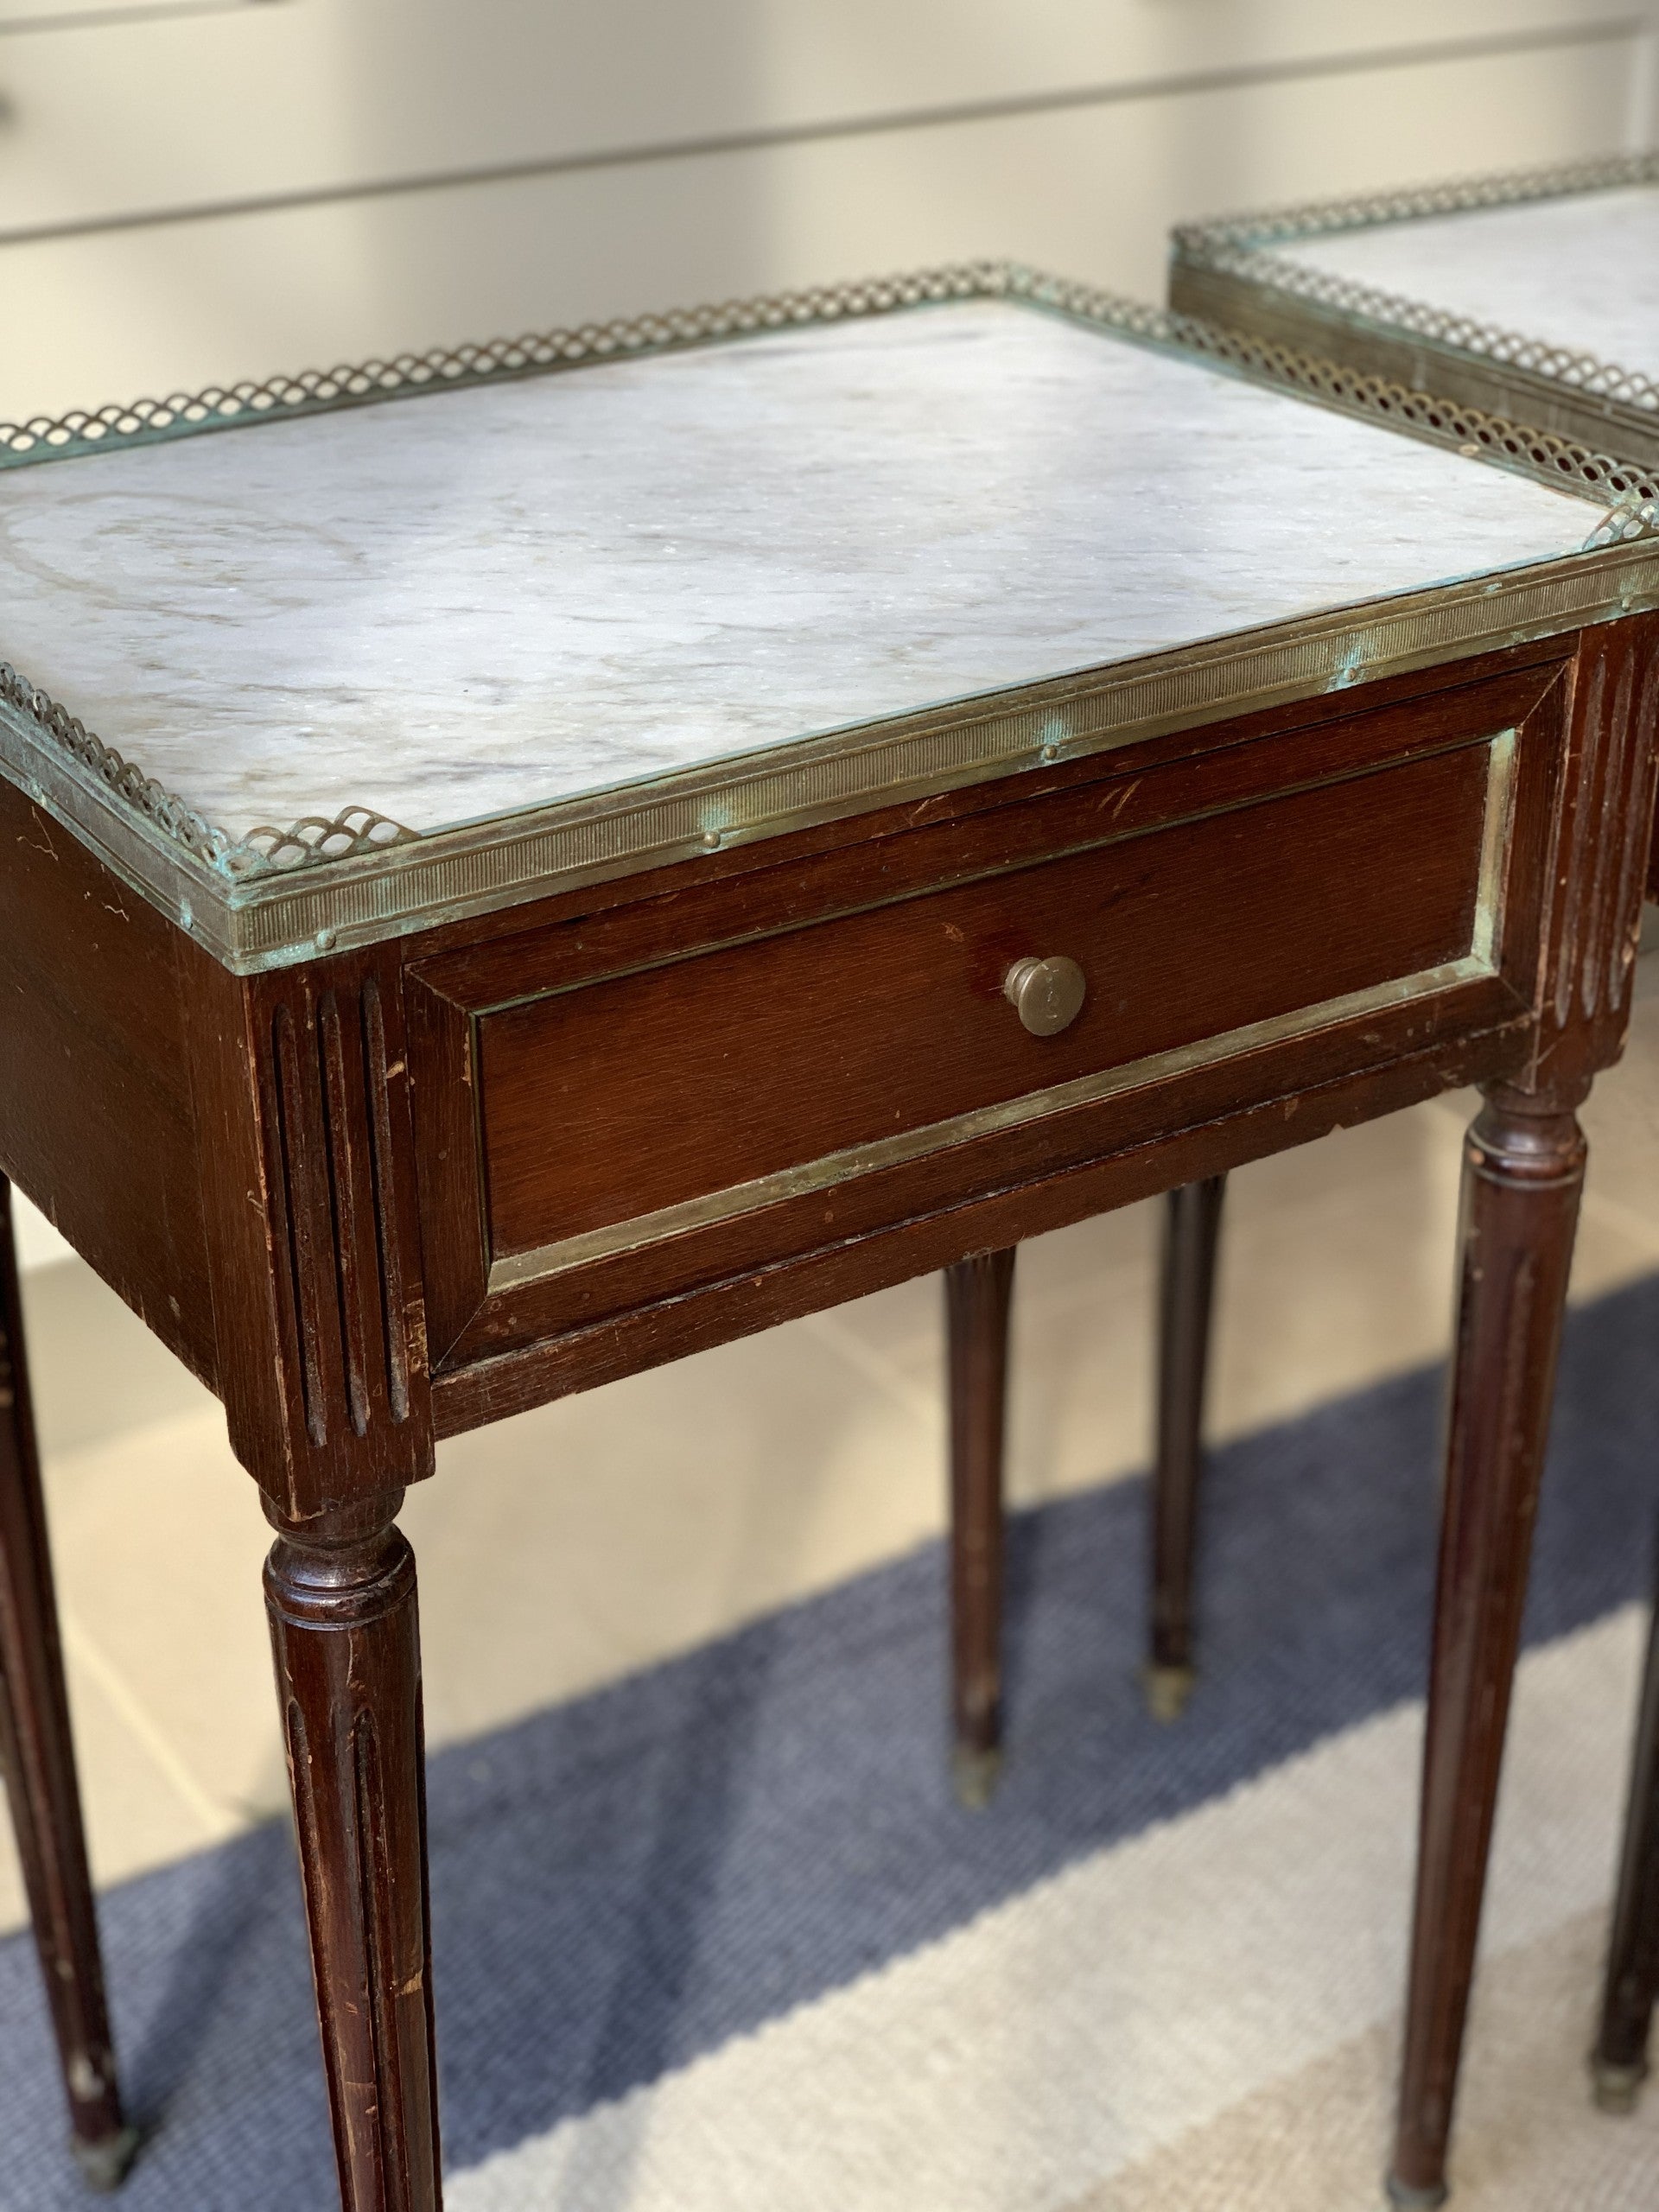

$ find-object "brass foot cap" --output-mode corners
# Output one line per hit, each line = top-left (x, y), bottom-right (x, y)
(1592, 2056), (1647, 2114)
(951, 1744), (1003, 1810)
(1142, 1662), (1197, 1723)
(73, 2126), (141, 2193)
(1384, 2174), (1447, 2209)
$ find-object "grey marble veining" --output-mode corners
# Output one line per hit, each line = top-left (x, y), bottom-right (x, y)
(1287, 188), (1659, 377)
(0, 299), (1595, 844)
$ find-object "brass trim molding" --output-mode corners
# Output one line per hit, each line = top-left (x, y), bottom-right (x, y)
(492, 956), (1501, 1293)
(3, 543), (1652, 973)
(491, 726), (1517, 1288)
(0, 263), (1008, 470)
(1172, 153), (1659, 426)
(1, 257), (1654, 969)
(1174, 149), (1659, 258)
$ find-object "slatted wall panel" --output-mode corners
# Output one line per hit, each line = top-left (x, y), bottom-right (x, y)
(0, 2), (1653, 420)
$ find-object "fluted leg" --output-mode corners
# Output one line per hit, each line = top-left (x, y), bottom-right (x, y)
(1146, 1176), (1227, 1720)
(1591, 1536), (1659, 2111)
(945, 1247), (1016, 1808)
(1389, 1087), (1587, 2208)
(265, 1491), (442, 2212)
(0, 1176), (137, 2190)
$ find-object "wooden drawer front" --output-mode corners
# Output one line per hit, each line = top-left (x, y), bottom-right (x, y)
(479, 733), (1497, 1274)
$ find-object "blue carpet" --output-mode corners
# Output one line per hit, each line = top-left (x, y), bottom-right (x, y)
(3, 1274), (1659, 2210)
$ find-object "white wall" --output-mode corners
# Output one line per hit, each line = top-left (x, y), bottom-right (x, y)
(1, 1), (1656, 423)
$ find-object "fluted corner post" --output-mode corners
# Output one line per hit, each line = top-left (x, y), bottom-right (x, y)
(1590, 1534), (1659, 2112)
(184, 941), (441, 2209)
(945, 1246), (1017, 1809)
(0, 1175), (137, 2190)
(1388, 1085), (1588, 2209)
(264, 1491), (442, 2212)
(1146, 1175), (1227, 1721)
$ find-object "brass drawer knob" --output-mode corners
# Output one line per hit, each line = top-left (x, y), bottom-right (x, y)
(1003, 955), (1086, 1037)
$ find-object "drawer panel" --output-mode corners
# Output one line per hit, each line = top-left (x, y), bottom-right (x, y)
(479, 731), (1501, 1271)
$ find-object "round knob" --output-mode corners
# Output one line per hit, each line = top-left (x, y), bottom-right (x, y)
(1003, 955), (1086, 1037)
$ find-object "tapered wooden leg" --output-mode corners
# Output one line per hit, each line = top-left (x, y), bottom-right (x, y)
(1146, 1176), (1226, 1720)
(265, 1491), (442, 2212)
(946, 1247), (1016, 1808)
(1389, 1086), (1587, 2208)
(0, 1178), (137, 2190)
(1591, 1539), (1659, 2112)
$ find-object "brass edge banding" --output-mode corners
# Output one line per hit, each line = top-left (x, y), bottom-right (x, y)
(0, 263), (1013, 470)
(0, 687), (217, 929)
(3, 245), (1657, 966)
(489, 952), (1501, 1294)
(1173, 149), (1659, 262)
(1471, 728), (1518, 969)
(1173, 257), (1659, 469)
(157, 550), (1659, 957)
(1172, 152), (1659, 437)
(1, 551), (1652, 970)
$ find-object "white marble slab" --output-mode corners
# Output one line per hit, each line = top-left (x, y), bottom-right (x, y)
(0, 299), (1594, 844)
(1287, 187), (1659, 377)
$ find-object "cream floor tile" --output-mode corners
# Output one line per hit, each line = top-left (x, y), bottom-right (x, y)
(22, 1255), (219, 1459)
(826, 1101), (1655, 1519)
(1211, 1094), (1659, 1451)
(11, 1302), (950, 1846)
(1560, 961), (1659, 1246)
(1416, 948), (1659, 1254)
(407, 1313), (945, 1747)
(0, 1267), (279, 1933)
(0, 1631), (229, 1937)
(35, 1404), (284, 1828)
(804, 1205), (1165, 1511)
(1014, 1110), (1478, 1503)
(828, 1108), (1455, 1405)
(10, 1189), (73, 1274)
(808, 1198), (1160, 1390)
(829, 1026), (1659, 1516)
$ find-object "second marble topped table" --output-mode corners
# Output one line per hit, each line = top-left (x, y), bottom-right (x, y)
(1169, 153), (1659, 480)
(1170, 158), (1659, 2125)
(2, 264), (1656, 2211)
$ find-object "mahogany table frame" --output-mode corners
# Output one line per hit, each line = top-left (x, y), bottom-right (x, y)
(3, 269), (1659, 2210)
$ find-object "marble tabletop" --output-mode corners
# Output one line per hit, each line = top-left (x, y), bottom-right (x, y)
(0, 296), (1601, 849)
(1286, 186), (1659, 376)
